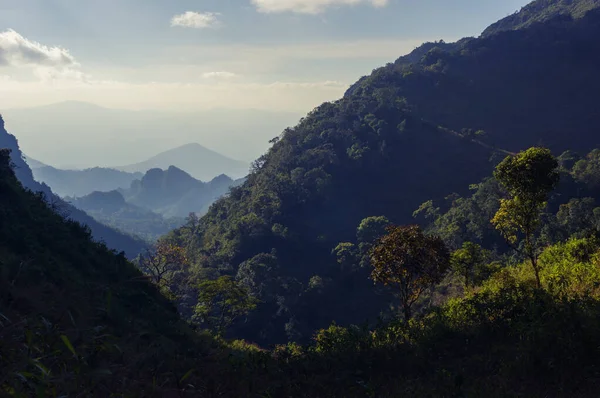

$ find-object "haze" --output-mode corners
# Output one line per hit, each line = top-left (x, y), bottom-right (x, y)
(0, 0), (529, 167)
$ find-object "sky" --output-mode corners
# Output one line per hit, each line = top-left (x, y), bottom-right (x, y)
(0, 0), (530, 113)
(0, 0), (531, 168)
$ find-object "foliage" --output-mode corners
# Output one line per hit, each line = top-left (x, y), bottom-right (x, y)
(370, 225), (450, 321)
(165, 7), (600, 343)
(492, 147), (560, 287)
(572, 148), (600, 190)
(195, 276), (259, 336)
(450, 241), (496, 288)
(137, 241), (189, 296)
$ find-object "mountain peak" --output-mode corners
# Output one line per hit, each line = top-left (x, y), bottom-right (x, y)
(482, 0), (600, 37)
(117, 143), (249, 181)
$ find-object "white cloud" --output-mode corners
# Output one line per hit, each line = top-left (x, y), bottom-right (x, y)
(251, 0), (389, 14)
(0, 29), (78, 67)
(0, 29), (86, 83)
(170, 12), (221, 28)
(202, 71), (238, 79)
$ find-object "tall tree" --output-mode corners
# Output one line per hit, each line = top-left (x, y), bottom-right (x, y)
(450, 242), (492, 288)
(369, 225), (450, 322)
(492, 147), (560, 287)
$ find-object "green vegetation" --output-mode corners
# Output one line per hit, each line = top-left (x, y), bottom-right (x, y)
(162, 3), (600, 345)
(492, 147), (560, 287)
(370, 225), (450, 321)
(4, 1), (600, 396)
(483, 0), (600, 37)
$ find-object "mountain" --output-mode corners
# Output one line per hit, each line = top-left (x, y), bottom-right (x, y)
(62, 166), (242, 240)
(6, 1), (600, 396)
(1, 101), (301, 169)
(30, 165), (143, 197)
(121, 166), (245, 218)
(116, 143), (249, 182)
(23, 154), (47, 169)
(165, 4), (600, 344)
(483, 0), (600, 36)
(0, 115), (146, 257)
(69, 190), (185, 241)
(0, 148), (219, 395)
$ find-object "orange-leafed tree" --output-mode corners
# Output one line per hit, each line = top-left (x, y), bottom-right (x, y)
(138, 241), (188, 289)
(370, 225), (450, 322)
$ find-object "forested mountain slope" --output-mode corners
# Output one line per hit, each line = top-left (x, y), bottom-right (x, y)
(0, 116), (146, 257)
(483, 0), (600, 36)
(168, 6), (600, 344)
(0, 149), (209, 395)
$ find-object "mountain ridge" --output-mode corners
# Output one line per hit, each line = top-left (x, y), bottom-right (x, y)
(116, 143), (249, 182)
(165, 6), (600, 344)
(0, 115), (146, 257)
(482, 0), (600, 36)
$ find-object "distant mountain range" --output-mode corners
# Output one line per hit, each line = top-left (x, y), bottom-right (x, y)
(115, 143), (249, 182)
(119, 166), (245, 218)
(68, 190), (186, 242)
(22, 143), (248, 197)
(2, 101), (302, 170)
(0, 115), (146, 257)
(29, 165), (143, 197)
(66, 166), (244, 239)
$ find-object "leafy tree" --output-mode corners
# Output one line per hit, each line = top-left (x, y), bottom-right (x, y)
(492, 147), (560, 287)
(572, 149), (600, 190)
(332, 242), (359, 272)
(450, 242), (493, 288)
(369, 225), (450, 321)
(195, 276), (258, 336)
(357, 216), (392, 244)
(356, 216), (391, 267)
(556, 198), (600, 237)
(138, 241), (188, 289)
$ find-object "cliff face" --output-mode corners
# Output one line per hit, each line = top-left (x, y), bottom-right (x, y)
(0, 115), (146, 257)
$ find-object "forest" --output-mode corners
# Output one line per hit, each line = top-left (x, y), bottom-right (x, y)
(3, 0), (600, 396)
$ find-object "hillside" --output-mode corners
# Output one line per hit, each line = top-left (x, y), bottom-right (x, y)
(0, 116), (146, 257)
(6, 1), (600, 396)
(31, 165), (142, 197)
(483, 0), (600, 36)
(6, 141), (600, 396)
(117, 143), (249, 182)
(0, 148), (214, 395)
(166, 5), (600, 344)
(69, 190), (185, 241)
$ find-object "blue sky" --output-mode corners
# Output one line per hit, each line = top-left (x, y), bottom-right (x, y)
(0, 0), (529, 112)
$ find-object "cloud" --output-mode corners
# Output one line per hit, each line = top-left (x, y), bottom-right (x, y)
(251, 0), (389, 14)
(0, 29), (78, 67)
(202, 71), (238, 79)
(171, 12), (221, 28)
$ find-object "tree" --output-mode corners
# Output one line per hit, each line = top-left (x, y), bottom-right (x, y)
(369, 225), (450, 322)
(332, 242), (359, 272)
(450, 242), (492, 288)
(138, 241), (188, 289)
(195, 276), (258, 336)
(492, 147), (559, 287)
(356, 216), (391, 267)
